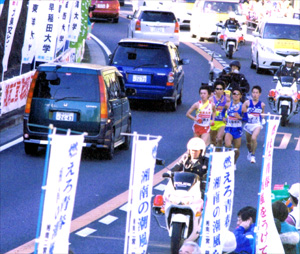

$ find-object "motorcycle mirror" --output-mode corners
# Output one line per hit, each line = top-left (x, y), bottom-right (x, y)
(162, 172), (171, 178)
(156, 158), (165, 166)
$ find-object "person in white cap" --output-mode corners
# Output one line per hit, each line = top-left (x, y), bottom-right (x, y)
(222, 230), (237, 254)
(286, 183), (300, 230)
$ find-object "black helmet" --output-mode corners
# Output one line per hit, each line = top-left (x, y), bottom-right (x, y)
(230, 60), (241, 70)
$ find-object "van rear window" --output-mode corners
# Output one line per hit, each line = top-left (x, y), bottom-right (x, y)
(33, 71), (100, 102)
(140, 11), (176, 23)
(112, 44), (171, 68)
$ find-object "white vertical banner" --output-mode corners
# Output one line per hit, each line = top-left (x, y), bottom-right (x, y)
(0, 0), (6, 18)
(35, 0), (60, 62)
(255, 114), (284, 254)
(37, 131), (85, 254)
(21, 0), (42, 64)
(2, 0), (23, 72)
(67, 0), (81, 42)
(56, 0), (72, 53)
(200, 150), (235, 253)
(124, 132), (162, 254)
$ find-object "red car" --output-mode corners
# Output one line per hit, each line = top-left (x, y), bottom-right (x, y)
(91, 0), (120, 23)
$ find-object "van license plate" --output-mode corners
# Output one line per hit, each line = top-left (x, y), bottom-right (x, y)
(151, 27), (164, 33)
(97, 4), (106, 8)
(132, 75), (147, 83)
(55, 112), (75, 121)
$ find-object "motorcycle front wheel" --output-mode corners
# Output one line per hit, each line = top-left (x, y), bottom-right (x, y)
(228, 45), (234, 59)
(171, 222), (185, 254)
(280, 105), (289, 126)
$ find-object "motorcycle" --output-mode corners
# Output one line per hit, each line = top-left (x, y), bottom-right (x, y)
(153, 171), (204, 254)
(268, 76), (300, 126)
(217, 23), (244, 59)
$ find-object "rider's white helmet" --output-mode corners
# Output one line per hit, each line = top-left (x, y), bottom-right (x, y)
(285, 55), (295, 65)
(289, 183), (300, 199)
(229, 11), (236, 19)
(187, 137), (206, 156)
(223, 231), (237, 253)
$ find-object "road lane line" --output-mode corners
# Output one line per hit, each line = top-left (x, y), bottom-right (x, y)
(5, 156), (180, 254)
(0, 137), (23, 152)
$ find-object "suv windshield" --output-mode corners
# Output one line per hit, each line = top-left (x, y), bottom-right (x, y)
(140, 11), (176, 23)
(33, 71), (99, 102)
(112, 43), (172, 68)
(263, 23), (300, 40)
(203, 1), (241, 14)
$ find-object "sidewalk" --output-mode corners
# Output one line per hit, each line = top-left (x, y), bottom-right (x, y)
(0, 36), (107, 147)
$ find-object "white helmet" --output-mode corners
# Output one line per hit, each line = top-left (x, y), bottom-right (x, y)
(223, 231), (237, 253)
(187, 137), (206, 156)
(285, 55), (295, 65)
(229, 11), (236, 19)
(289, 183), (300, 199)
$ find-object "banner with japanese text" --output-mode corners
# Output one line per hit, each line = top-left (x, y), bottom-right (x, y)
(67, 0), (82, 42)
(0, 0), (5, 18)
(255, 115), (284, 254)
(2, 0), (23, 72)
(37, 131), (84, 254)
(124, 133), (162, 254)
(0, 70), (35, 116)
(56, 0), (72, 54)
(21, 0), (42, 64)
(35, 0), (60, 62)
(200, 150), (235, 253)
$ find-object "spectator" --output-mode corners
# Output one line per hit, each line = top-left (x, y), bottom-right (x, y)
(286, 183), (300, 230)
(272, 201), (300, 254)
(179, 241), (201, 254)
(223, 230), (237, 254)
(233, 206), (256, 253)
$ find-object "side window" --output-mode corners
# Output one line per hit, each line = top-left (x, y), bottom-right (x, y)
(103, 74), (111, 96)
(169, 46), (179, 67)
(109, 72), (121, 99)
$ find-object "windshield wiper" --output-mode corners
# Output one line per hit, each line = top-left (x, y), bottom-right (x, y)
(54, 96), (82, 102)
(134, 63), (158, 69)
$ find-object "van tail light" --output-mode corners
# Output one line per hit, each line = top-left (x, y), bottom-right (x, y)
(268, 89), (276, 98)
(98, 75), (108, 119)
(135, 19), (141, 31)
(174, 21), (179, 33)
(167, 72), (174, 86)
(25, 71), (39, 114)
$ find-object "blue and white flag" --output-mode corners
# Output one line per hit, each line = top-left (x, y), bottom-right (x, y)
(67, 0), (81, 42)
(124, 132), (162, 254)
(37, 131), (85, 254)
(200, 149), (235, 253)
(2, 0), (23, 72)
(0, 0), (5, 18)
(255, 114), (284, 254)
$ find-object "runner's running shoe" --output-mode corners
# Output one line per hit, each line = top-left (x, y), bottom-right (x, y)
(247, 151), (252, 161)
(251, 155), (256, 164)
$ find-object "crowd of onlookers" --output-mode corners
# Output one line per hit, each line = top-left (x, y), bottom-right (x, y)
(240, 0), (297, 23)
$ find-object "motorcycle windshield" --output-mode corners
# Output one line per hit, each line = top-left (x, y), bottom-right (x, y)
(280, 76), (295, 87)
(227, 24), (237, 32)
(173, 172), (198, 191)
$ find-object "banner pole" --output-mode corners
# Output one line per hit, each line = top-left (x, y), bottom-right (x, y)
(34, 124), (54, 254)
(198, 145), (214, 247)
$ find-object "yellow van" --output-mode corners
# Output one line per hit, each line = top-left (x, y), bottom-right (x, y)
(190, 0), (246, 41)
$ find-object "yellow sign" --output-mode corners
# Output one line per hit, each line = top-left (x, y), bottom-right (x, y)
(274, 40), (300, 51)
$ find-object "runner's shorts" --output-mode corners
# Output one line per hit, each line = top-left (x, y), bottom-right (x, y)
(244, 123), (263, 135)
(224, 127), (243, 139)
(193, 124), (210, 136)
(210, 121), (226, 131)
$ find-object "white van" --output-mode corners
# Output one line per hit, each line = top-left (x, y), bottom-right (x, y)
(190, 0), (246, 41)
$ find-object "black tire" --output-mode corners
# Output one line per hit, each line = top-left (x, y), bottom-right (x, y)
(105, 131), (115, 160)
(228, 45), (234, 59)
(113, 18), (119, 23)
(199, 37), (204, 42)
(191, 33), (196, 38)
(280, 105), (288, 127)
(178, 88), (183, 105)
(250, 59), (255, 69)
(168, 98), (177, 112)
(24, 143), (38, 155)
(170, 222), (184, 254)
(256, 54), (263, 74)
(122, 119), (131, 150)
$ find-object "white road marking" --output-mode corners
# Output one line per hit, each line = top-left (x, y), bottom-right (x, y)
(119, 203), (128, 212)
(75, 227), (96, 237)
(154, 184), (166, 192)
(99, 215), (118, 225)
(0, 137), (23, 152)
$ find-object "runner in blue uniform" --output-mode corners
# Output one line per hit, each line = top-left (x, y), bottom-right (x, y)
(242, 85), (265, 164)
(222, 88), (244, 170)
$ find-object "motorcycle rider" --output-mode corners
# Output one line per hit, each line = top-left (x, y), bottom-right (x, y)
(224, 11), (241, 29)
(274, 55), (300, 81)
(217, 60), (250, 102)
(170, 137), (208, 197)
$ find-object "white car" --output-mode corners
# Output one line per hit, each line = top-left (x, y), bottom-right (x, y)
(251, 18), (300, 74)
(170, 0), (196, 28)
(127, 6), (180, 46)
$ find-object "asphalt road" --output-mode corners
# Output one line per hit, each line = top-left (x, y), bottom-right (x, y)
(0, 3), (299, 254)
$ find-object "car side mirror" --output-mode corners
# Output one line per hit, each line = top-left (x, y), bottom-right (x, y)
(179, 58), (190, 65)
(252, 31), (259, 37)
(162, 172), (171, 178)
(127, 15), (133, 19)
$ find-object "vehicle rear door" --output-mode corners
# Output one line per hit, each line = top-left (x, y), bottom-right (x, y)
(103, 71), (122, 139)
